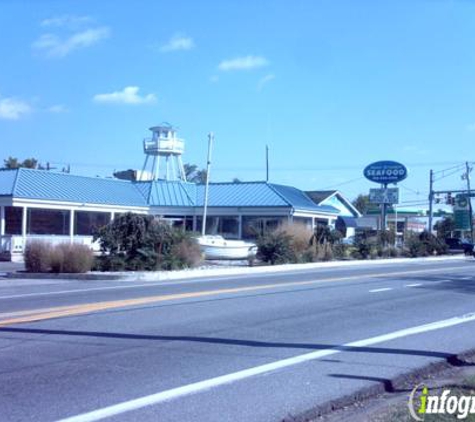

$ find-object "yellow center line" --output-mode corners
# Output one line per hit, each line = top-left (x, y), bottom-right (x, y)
(0, 265), (466, 328)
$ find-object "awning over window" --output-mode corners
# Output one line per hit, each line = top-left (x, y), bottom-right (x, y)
(337, 216), (358, 228)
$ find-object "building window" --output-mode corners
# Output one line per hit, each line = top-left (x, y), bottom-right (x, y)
(293, 217), (312, 229)
(27, 208), (70, 235)
(75, 211), (111, 235)
(195, 216), (240, 238)
(5, 206), (22, 235)
(242, 216), (285, 239)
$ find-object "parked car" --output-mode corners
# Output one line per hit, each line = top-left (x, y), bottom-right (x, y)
(444, 238), (474, 255)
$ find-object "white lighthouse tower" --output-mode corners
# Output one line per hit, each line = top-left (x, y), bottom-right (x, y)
(141, 124), (186, 181)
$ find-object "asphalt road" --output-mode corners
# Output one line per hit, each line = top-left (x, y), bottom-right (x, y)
(1, 257), (475, 422)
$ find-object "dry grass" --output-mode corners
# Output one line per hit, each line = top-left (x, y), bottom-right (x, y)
(276, 222), (313, 255)
(24, 242), (94, 273)
(24, 241), (52, 273)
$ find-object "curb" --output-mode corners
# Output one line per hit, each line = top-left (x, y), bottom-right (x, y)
(4, 272), (127, 281)
(283, 348), (475, 421)
(3, 255), (469, 281)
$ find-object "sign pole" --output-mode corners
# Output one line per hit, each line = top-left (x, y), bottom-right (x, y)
(428, 169), (434, 234)
(465, 162), (474, 242)
(381, 183), (388, 231)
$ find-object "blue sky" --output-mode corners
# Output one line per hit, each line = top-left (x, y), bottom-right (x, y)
(1, 0), (475, 208)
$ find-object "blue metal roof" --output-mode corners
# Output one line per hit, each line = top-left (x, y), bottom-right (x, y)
(6, 169), (147, 206)
(269, 184), (339, 213)
(134, 181), (196, 207)
(0, 169), (17, 195)
(0, 169), (340, 215)
(195, 182), (288, 207)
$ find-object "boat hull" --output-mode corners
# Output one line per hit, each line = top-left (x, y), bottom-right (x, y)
(196, 236), (257, 260)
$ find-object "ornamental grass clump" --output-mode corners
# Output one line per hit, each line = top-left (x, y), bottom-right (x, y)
(24, 241), (52, 273)
(52, 243), (94, 273)
(24, 241), (94, 273)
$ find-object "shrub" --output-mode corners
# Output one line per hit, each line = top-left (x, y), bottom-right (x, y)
(332, 243), (349, 260)
(351, 238), (377, 259)
(172, 239), (203, 269)
(403, 234), (428, 257)
(310, 224), (342, 246)
(419, 231), (447, 255)
(315, 243), (334, 261)
(94, 213), (202, 271)
(24, 241), (52, 273)
(93, 254), (127, 272)
(403, 231), (447, 258)
(257, 231), (295, 265)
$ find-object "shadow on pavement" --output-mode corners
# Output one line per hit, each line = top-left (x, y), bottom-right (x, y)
(0, 326), (473, 367)
(404, 274), (475, 295)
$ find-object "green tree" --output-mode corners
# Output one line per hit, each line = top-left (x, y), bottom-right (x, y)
(434, 216), (455, 239)
(3, 157), (20, 169)
(2, 156), (39, 169)
(352, 194), (370, 214)
(310, 224), (342, 245)
(184, 163), (208, 183)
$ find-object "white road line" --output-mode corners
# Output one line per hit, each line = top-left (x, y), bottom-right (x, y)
(405, 283), (422, 288)
(0, 265), (469, 300)
(56, 311), (475, 422)
(0, 283), (173, 300)
(369, 288), (393, 293)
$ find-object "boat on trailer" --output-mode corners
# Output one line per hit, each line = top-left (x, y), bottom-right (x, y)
(196, 235), (257, 260)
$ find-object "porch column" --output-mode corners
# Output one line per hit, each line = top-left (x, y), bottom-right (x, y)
(0, 206), (5, 236)
(111, 212), (115, 221)
(69, 209), (75, 243)
(238, 215), (243, 239)
(21, 206), (27, 246)
(192, 215), (197, 232)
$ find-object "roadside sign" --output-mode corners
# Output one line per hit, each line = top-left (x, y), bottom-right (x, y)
(364, 161), (408, 184)
(369, 188), (399, 204)
(454, 194), (471, 230)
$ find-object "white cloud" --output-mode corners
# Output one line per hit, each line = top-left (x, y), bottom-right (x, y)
(257, 73), (275, 91)
(160, 34), (194, 52)
(93, 86), (157, 105)
(0, 97), (32, 120)
(47, 104), (68, 113)
(41, 15), (93, 29)
(466, 123), (475, 132)
(218, 55), (269, 71)
(33, 26), (110, 57)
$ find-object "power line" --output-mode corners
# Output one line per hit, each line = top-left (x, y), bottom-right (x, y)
(322, 176), (365, 190)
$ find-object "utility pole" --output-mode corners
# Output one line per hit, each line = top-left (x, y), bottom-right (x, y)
(265, 145), (269, 182)
(465, 162), (474, 242)
(201, 133), (214, 236)
(428, 169), (434, 234)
